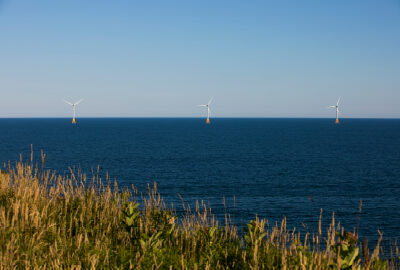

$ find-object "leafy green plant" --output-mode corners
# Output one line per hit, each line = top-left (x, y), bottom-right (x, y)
(123, 202), (140, 227)
(244, 219), (266, 247)
(139, 231), (163, 252)
(331, 232), (361, 270)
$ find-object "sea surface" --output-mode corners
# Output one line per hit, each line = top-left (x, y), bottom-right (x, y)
(1, 118), (399, 245)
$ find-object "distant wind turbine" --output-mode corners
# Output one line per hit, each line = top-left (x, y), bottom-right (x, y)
(328, 97), (341, 124)
(198, 97), (213, 124)
(64, 99), (83, 124)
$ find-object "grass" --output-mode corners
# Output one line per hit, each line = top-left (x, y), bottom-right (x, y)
(0, 157), (398, 269)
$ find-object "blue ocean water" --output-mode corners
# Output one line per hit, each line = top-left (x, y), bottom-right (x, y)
(1, 118), (399, 243)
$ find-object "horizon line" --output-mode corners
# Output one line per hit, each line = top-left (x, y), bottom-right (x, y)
(0, 116), (400, 120)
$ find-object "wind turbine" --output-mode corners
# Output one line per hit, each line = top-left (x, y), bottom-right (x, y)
(198, 97), (213, 124)
(64, 99), (83, 124)
(328, 97), (341, 124)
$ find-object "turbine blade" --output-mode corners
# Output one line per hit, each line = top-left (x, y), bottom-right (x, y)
(198, 105), (207, 107)
(75, 99), (84, 105)
(337, 96), (341, 106)
(328, 106), (335, 108)
(208, 96), (214, 105)
(64, 100), (73, 106)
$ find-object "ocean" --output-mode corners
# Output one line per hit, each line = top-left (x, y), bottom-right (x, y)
(1, 118), (399, 244)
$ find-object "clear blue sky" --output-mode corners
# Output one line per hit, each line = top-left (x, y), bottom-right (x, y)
(1, 0), (399, 118)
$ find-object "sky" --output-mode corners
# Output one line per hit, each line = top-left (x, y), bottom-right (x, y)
(0, 0), (399, 118)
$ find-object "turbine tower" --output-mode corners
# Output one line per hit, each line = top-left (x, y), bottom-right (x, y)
(198, 97), (213, 124)
(328, 97), (341, 124)
(64, 99), (83, 124)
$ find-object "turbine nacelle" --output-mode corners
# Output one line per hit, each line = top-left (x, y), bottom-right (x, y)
(64, 99), (83, 107)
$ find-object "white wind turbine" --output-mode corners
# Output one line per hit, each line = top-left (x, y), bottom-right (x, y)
(198, 97), (213, 124)
(64, 99), (83, 124)
(328, 97), (341, 124)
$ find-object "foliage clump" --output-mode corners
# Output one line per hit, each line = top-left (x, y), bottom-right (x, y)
(0, 160), (398, 269)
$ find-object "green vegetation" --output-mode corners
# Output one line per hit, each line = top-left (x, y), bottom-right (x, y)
(0, 159), (398, 269)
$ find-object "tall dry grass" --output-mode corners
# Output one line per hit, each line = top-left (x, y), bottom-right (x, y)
(0, 157), (398, 269)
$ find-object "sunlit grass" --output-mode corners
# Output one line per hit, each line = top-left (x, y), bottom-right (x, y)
(0, 157), (398, 269)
